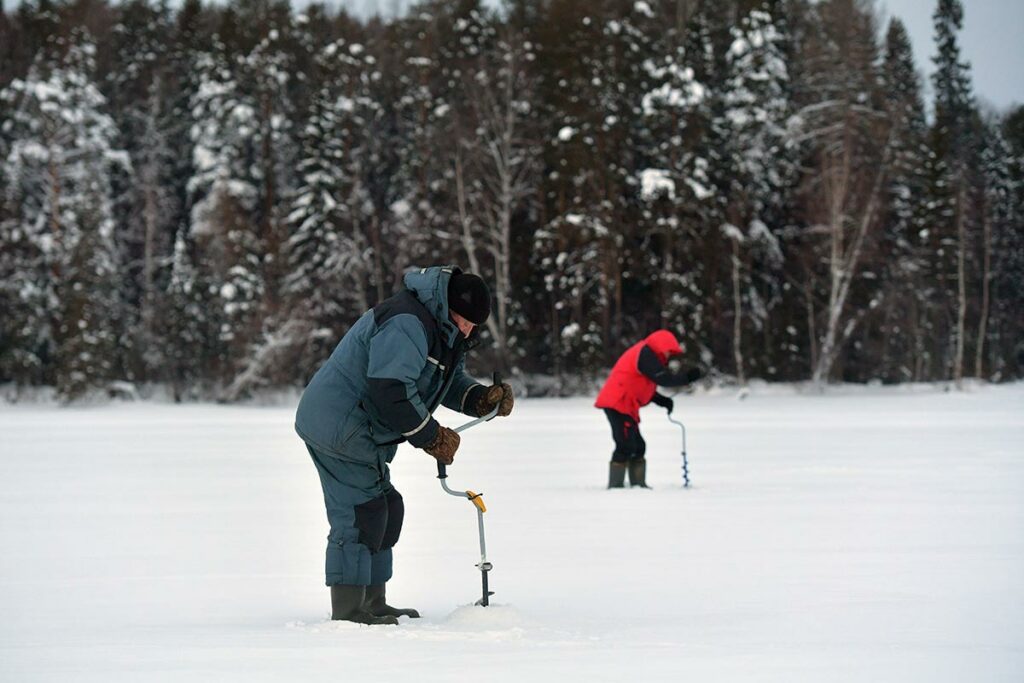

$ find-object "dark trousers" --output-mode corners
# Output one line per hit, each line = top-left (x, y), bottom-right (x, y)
(604, 409), (646, 463)
(308, 445), (405, 586)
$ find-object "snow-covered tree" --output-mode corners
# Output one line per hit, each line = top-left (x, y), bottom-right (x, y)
(872, 18), (934, 381)
(183, 18), (299, 397)
(106, 0), (181, 385)
(974, 120), (1014, 379)
(719, 6), (794, 383)
(791, 0), (891, 385)
(388, 4), (466, 280)
(186, 42), (265, 383)
(931, 0), (977, 384)
(0, 33), (130, 399)
(533, 212), (614, 387)
(637, 32), (711, 347)
(162, 229), (210, 400)
(280, 37), (383, 380)
(448, 15), (540, 371)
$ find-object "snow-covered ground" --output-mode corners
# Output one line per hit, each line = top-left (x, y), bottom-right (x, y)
(1, 384), (1022, 682)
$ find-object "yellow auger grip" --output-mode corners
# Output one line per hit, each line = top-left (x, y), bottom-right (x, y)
(466, 490), (487, 513)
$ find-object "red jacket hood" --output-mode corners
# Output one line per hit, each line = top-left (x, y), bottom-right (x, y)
(645, 330), (682, 363)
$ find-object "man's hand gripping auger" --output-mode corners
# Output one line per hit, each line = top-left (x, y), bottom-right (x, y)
(436, 372), (504, 606)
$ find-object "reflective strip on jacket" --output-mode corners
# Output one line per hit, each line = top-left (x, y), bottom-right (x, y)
(295, 265), (480, 465)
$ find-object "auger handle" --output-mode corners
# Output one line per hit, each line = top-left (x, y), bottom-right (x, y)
(437, 371), (504, 480)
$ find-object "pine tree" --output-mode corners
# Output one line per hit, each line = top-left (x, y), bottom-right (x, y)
(875, 17), (932, 381)
(931, 0), (977, 384)
(283, 37), (382, 370)
(106, 0), (179, 386)
(719, 6), (793, 382)
(976, 119), (1017, 379)
(635, 10), (713, 365)
(163, 229), (209, 400)
(996, 107), (1024, 379)
(0, 33), (129, 399)
(186, 42), (265, 385)
(387, 4), (460, 280)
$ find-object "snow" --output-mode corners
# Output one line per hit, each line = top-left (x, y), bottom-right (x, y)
(686, 177), (714, 200)
(15, 140), (50, 162)
(1, 384), (1022, 681)
(640, 168), (675, 200)
(557, 126), (575, 142)
(721, 222), (745, 242)
(634, 1), (654, 18)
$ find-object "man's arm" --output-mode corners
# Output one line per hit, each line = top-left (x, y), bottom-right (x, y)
(650, 392), (674, 413)
(442, 355), (487, 416)
(443, 358), (514, 418)
(365, 315), (439, 448)
(637, 345), (702, 387)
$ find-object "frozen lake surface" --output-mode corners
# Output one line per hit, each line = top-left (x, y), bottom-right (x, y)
(1, 383), (1022, 681)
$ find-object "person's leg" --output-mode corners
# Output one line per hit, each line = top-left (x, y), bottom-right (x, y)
(627, 426), (649, 488)
(364, 483), (420, 618)
(604, 409), (630, 488)
(308, 446), (397, 625)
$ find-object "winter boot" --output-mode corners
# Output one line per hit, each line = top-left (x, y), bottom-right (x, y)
(608, 462), (627, 488)
(330, 584), (399, 625)
(364, 584), (420, 619)
(628, 458), (649, 488)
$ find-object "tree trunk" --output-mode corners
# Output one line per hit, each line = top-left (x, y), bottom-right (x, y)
(369, 214), (386, 304)
(806, 285), (817, 375)
(974, 200), (991, 379)
(812, 132), (892, 386)
(140, 80), (161, 381)
(730, 238), (745, 385)
(953, 176), (967, 387)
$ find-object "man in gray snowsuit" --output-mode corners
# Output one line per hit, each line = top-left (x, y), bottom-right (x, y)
(295, 266), (514, 625)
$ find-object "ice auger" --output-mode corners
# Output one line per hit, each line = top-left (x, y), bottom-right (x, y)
(667, 413), (689, 487)
(437, 372), (504, 606)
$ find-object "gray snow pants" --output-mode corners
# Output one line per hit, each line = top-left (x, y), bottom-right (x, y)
(307, 445), (404, 586)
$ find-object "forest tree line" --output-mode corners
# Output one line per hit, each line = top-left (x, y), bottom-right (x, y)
(1, 0), (1022, 400)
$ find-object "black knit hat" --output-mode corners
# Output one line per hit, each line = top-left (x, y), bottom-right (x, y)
(447, 272), (491, 325)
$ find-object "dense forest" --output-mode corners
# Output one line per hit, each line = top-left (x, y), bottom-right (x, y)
(0, 0), (1022, 401)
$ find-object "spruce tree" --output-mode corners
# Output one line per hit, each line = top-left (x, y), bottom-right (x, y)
(283, 37), (382, 372)
(931, 0), (977, 383)
(0, 33), (129, 399)
(719, 6), (793, 382)
(107, 0), (179, 386)
(876, 18), (931, 381)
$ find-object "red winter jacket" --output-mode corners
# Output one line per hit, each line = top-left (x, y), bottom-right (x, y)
(594, 330), (683, 421)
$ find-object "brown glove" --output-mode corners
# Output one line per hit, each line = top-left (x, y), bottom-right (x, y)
(475, 382), (514, 417)
(423, 425), (460, 465)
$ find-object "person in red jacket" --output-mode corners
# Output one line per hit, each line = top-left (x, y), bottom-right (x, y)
(595, 330), (702, 488)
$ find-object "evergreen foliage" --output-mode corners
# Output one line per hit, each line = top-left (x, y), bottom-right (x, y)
(0, 0), (1020, 400)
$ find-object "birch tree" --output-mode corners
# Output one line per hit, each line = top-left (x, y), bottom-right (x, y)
(793, 0), (890, 385)
(451, 22), (539, 370)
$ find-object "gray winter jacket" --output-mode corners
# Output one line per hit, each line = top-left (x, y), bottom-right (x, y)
(295, 266), (485, 466)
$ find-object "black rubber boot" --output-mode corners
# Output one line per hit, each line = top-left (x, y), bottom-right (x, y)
(608, 462), (626, 488)
(330, 585), (399, 625)
(364, 584), (420, 619)
(628, 458), (650, 488)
